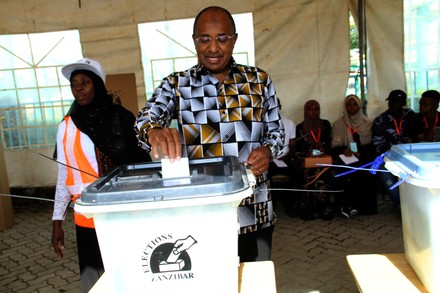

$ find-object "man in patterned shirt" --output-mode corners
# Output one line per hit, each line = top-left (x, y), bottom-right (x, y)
(372, 89), (415, 207)
(135, 6), (285, 262)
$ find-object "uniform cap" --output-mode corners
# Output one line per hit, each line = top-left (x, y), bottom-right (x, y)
(61, 58), (106, 83)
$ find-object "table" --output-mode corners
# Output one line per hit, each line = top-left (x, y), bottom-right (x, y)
(346, 254), (428, 293)
(90, 260), (277, 293)
(238, 261), (277, 292)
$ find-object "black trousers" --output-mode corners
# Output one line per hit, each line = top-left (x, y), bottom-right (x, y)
(238, 225), (275, 262)
(75, 225), (105, 293)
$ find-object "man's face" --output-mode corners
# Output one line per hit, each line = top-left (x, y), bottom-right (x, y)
(419, 96), (438, 115)
(193, 9), (236, 81)
(387, 99), (405, 116)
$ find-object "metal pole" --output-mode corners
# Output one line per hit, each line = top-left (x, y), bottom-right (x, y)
(358, 0), (368, 115)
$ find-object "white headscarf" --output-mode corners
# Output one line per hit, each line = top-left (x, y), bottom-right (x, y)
(331, 95), (372, 147)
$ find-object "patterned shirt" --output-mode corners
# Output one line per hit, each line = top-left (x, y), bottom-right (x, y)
(136, 60), (285, 234)
(372, 108), (415, 155)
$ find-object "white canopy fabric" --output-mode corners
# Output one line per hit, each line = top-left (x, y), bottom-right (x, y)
(0, 0), (405, 187)
(0, 0), (404, 123)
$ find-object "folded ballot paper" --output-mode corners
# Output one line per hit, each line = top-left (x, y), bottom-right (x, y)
(339, 154), (359, 165)
(161, 157), (190, 178)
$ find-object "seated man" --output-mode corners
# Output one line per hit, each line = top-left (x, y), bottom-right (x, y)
(412, 90), (440, 142)
(372, 89), (415, 207)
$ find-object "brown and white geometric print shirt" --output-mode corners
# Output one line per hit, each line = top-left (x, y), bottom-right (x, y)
(136, 60), (285, 233)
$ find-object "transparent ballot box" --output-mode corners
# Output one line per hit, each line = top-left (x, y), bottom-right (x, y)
(75, 156), (255, 293)
(385, 143), (440, 293)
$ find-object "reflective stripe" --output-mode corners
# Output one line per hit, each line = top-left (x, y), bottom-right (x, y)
(63, 116), (99, 228)
(74, 213), (94, 228)
(72, 195), (95, 228)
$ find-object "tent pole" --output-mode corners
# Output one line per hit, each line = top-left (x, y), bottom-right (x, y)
(358, 0), (368, 115)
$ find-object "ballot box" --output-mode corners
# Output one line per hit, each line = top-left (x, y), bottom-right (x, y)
(75, 156), (254, 293)
(385, 143), (440, 293)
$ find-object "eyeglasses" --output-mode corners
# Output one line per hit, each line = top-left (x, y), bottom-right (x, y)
(194, 34), (236, 45)
(70, 80), (92, 89)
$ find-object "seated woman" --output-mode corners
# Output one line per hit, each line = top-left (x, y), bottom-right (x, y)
(331, 94), (377, 217)
(295, 99), (333, 220)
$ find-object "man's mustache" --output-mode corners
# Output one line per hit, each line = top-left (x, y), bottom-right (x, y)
(204, 54), (223, 58)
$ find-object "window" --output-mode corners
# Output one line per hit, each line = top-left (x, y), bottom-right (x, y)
(0, 30), (83, 150)
(347, 13), (363, 97)
(348, 1), (440, 112)
(138, 13), (255, 99)
(405, 0), (440, 111)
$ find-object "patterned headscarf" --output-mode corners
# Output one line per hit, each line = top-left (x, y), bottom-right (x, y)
(331, 95), (372, 147)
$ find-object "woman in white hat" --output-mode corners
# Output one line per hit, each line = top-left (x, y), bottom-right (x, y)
(51, 58), (150, 292)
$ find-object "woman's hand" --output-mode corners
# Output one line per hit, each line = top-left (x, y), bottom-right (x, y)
(52, 220), (65, 258)
(343, 148), (353, 157)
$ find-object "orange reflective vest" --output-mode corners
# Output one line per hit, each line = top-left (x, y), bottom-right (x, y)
(63, 116), (99, 228)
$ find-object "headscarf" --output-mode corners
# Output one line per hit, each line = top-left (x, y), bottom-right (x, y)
(67, 70), (115, 157)
(61, 69), (150, 172)
(331, 94), (372, 147)
(303, 99), (324, 144)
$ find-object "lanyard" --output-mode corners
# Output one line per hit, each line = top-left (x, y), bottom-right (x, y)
(310, 128), (321, 145)
(348, 127), (357, 135)
(423, 112), (439, 131)
(391, 117), (402, 137)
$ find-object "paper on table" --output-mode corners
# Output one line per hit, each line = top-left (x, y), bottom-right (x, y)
(273, 159), (288, 168)
(161, 157), (190, 178)
(339, 154), (359, 165)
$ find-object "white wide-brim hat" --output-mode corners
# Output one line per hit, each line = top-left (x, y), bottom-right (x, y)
(61, 58), (106, 83)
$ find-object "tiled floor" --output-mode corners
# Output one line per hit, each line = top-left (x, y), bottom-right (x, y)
(1, 193), (404, 293)
(272, 193), (404, 293)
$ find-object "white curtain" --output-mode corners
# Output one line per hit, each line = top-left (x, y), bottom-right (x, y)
(350, 0), (406, 119)
(253, 0), (350, 123)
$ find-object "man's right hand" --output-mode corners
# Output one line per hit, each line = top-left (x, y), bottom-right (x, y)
(52, 220), (65, 258)
(147, 128), (182, 161)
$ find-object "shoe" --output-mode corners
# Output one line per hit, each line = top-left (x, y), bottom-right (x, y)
(319, 206), (334, 221)
(341, 207), (350, 218)
(349, 208), (358, 217)
(286, 204), (298, 218)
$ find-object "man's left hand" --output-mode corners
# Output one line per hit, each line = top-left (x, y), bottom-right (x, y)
(245, 146), (272, 176)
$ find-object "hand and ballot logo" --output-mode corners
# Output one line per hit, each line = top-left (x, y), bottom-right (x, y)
(141, 234), (197, 282)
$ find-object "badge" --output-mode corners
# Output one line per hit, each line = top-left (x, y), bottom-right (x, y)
(350, 142), (358, 153)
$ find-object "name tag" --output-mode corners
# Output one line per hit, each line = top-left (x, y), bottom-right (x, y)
(350, 142), (358, 153)
(312, 149), (322, 156)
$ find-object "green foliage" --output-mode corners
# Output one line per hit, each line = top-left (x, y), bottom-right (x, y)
(350, 23), (359, 50)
